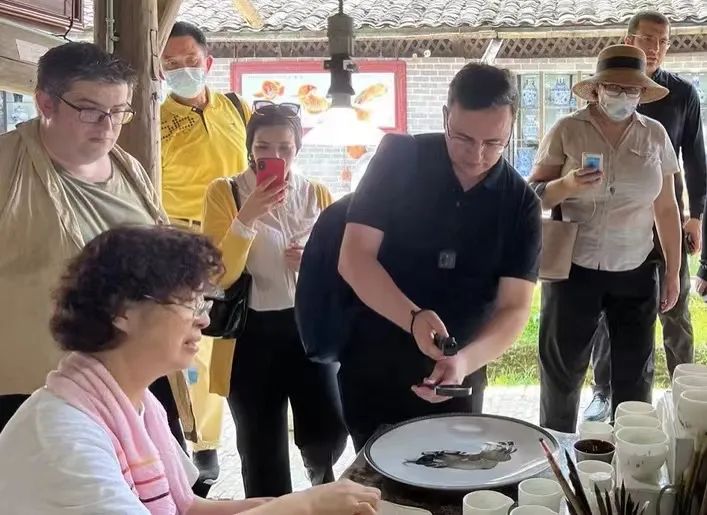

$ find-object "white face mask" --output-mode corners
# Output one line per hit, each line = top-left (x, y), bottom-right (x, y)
(164, 67), (207, 99)
(598, 90), (640, 122)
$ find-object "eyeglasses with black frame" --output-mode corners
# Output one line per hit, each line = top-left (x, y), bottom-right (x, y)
(143, 294), (213, 319)
(252, 100), (301, 118)
(600, 83), (643, 98)
(57, 95), (135, 125)
(444, 118), (509, 156)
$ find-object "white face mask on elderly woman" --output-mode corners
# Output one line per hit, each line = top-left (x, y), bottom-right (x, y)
(598, 87), (640, 122)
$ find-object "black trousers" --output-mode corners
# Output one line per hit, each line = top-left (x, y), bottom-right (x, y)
(338, 313), (485, 453)
(539, 261), (658, 432)
(149, 375), (187, 452)
(590, 247), (693, 393)
(0, 394), (30, 434)
(227, 308), (348, 498)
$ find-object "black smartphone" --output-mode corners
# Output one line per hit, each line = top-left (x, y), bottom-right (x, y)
(417, 384), (473, 397)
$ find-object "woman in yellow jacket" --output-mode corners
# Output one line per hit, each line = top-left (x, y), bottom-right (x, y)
(202, 102), (347, 498)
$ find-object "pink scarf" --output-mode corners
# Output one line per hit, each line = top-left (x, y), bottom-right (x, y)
(46, 352), (195, 514)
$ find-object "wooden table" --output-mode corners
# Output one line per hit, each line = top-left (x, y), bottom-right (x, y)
(341, 431), (578, 515)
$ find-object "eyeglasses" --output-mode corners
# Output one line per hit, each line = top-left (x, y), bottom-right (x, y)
(58, 96), (135, 125)
(143, 294), (213, 319)
(601, 83), (643, 98)
(444, 121), (508, 156)
(629, 33), (671, 49)
(252, 100), (301, 117)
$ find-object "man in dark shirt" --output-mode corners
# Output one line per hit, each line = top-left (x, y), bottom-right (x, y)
(337, 63), (542, 451)
(584, 10), (707, 422)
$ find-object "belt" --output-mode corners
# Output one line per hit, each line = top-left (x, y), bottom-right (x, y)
(172, 217), (201, 228)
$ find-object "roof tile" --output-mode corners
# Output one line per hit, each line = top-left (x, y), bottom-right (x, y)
(83, 0), (707, 32)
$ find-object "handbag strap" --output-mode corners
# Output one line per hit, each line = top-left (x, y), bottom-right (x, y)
(551, 205), (563, 221)
(230, 177), (242, 211)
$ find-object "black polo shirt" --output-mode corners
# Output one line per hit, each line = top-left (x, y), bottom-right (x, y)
(638, 68), (706, 219)
(346, 133), (541, 345)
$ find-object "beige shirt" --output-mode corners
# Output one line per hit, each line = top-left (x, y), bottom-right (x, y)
(230, 170), (322, 311)
(535, 106), (680, 272)
(0, 119), (199, 439)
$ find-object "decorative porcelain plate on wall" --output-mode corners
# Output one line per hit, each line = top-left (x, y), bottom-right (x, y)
(364, 414), (560, 491)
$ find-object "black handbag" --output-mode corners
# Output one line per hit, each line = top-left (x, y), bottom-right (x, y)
(202, 178), (252, 339)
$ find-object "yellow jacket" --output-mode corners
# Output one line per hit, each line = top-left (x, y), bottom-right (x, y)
(201, 175), (333, 396)
(0, 119), (198, 440)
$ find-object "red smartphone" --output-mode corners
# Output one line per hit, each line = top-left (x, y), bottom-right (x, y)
(256, 158), (286, 188)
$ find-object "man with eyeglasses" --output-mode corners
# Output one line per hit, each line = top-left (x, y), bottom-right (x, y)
(160, 21), (252, 488)
(337, 63), (542, 451)
(582, 10), (707, 423)
(0, 42), (202, 444)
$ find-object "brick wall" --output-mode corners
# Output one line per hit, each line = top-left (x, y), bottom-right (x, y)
(207, 53), (707, 193)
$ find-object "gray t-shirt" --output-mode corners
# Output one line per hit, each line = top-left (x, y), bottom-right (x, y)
(56, 158), (156, 242)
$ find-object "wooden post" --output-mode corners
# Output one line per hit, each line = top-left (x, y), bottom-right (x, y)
(94, 0), (162, 187)
(157, 0), (183, 54)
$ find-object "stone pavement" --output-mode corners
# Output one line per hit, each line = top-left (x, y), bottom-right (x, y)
(207, 385), (602, 500)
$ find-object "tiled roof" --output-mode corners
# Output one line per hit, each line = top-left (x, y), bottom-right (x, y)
(83, 0), (707, 33)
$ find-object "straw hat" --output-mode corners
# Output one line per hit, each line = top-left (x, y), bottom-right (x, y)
(572, 44), (668, 104)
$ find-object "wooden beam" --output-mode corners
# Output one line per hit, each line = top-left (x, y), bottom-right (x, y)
(95, 0), (162, 187)
(157, 0), (183, 54)
(0, 16), (63, 93)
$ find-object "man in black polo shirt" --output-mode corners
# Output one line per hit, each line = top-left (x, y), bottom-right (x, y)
(584, 10), (707, 423)
(337, 63), (542, 451)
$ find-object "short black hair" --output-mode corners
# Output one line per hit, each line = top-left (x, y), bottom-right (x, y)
(628, 10), (671, 35)
(169, 21), (208, 51)
(245, 108), (303, 169)
(50, 225), (223, 353)
(447, 63), (519, 118)
(37, 42), (136, 97)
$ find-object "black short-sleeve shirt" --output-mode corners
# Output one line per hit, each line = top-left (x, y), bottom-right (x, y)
(347, 132), (541, 344)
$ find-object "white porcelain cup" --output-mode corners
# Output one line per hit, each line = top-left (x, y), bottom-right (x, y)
(673, 363), (707, 381)
(511, 507), (558, 515)
(614, 427), (669, 480)
(578, 421), (613, 443)
(518, 478), (563, 511)
(614, 401), (657, 420)
(614, 414), (662, 433)
(677, 389), (707, 438)
(576, 460), (614, 491)
(463, 490), (514, 515)
(672, 375), (707, 408)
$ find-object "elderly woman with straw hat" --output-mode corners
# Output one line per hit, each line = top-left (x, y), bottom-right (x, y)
(529, 44), (682, 433)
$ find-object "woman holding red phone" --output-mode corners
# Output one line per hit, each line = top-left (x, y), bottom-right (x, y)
(201, 101), (347, 498)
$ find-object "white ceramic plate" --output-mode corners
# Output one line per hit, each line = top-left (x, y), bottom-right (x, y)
(364, 413), (559, 491)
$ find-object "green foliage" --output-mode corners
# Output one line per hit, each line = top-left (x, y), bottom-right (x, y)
(489, 286), (707, 387)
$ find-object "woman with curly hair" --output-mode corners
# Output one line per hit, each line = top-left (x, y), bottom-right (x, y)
(0, 225), (380, 515)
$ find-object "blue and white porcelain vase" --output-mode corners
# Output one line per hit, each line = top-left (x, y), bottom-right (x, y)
(522, 78), (538, 108)
(522, 113), (539, 141)
(692, 76), (705, 104)
(515, 148), (536, 178)
(550, 78), (571, 105)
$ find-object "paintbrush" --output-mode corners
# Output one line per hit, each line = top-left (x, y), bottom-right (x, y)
(539, 439), (587, 515)
(565, 449), (593, 514)
(594, 484), (609, 515)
